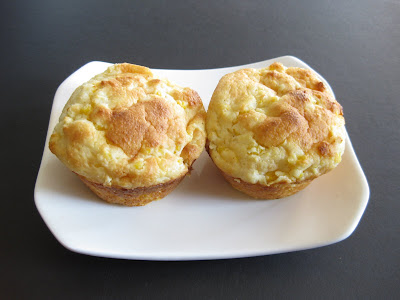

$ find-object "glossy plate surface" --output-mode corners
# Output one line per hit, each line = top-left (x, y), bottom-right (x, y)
(35, 56), (369, 260)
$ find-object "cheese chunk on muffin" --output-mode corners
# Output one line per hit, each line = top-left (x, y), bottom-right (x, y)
(206, 62), (346, 199)
(50, 63), (206, 206)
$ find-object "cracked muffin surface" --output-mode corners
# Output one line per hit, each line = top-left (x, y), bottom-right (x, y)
(206, 62), (346, 189)
(50, 63), (206, 189)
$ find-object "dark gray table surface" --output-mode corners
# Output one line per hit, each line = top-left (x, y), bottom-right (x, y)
(2, 0), (399, 299)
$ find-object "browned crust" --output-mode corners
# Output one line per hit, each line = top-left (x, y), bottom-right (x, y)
(78, 174), (186, 206)
(105, 98), (177, 158)
(236, 88), (343, 152)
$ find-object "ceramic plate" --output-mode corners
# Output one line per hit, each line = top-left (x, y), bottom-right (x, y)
(35, 56), (369, 260)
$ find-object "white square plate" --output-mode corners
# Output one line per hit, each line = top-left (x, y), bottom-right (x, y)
(35, 56), (369, 260)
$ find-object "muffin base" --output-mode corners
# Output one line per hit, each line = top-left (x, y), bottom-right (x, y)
(206, 143), (312, 199)
(78, 174), (186, 206)
(220, 171), (313, 199)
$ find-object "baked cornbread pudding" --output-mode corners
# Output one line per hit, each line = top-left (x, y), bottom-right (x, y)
(49, 63), (206, 206)
(206, 62), (346, 199)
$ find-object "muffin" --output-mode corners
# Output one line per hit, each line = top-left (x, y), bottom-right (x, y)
(206, 62), (346, 199)
(50, 63), (206, 206)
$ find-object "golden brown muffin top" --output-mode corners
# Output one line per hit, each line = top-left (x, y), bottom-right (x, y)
(50, 63), (206, 188)
(206, 62), (346, 185)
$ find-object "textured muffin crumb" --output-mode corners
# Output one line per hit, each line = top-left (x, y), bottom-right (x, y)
(206, 62), (346, 186)
(50, 63), (206, 189)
